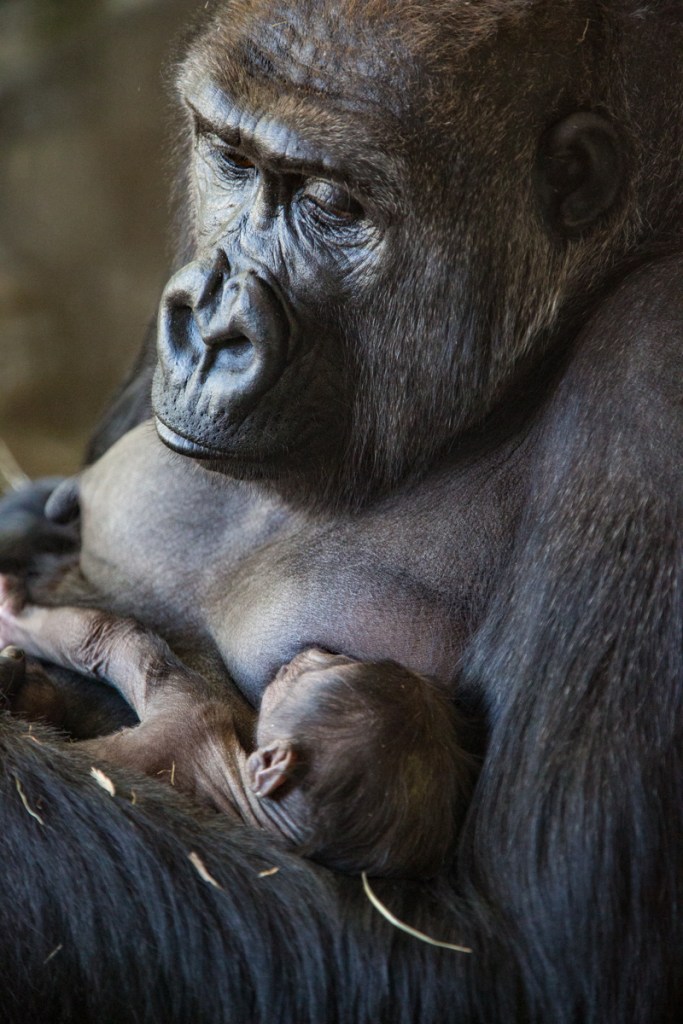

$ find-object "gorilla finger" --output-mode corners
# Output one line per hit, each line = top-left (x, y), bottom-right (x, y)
(44, 476), (81, 524)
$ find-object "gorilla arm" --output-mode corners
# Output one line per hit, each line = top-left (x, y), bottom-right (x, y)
(456, 259), (683, 1020)
(0, 322), (155, 577)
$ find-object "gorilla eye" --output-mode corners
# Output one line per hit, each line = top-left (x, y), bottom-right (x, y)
(216, 146), (254, 174)
(202, 133), (255, 180)
(300, 180), (364, 227)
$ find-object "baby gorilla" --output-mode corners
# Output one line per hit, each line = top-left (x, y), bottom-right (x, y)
(0, 585), (469, 878)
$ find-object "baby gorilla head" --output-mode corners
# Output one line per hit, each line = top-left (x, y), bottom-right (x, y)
(247, 649), (473, 878)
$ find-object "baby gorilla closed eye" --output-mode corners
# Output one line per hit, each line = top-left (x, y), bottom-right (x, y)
(0, 586), (473, 878)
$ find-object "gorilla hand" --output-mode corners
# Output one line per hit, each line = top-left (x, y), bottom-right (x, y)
(0, 478), (79, 574)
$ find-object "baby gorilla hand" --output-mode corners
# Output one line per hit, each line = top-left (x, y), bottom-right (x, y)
(0, 574), (27, 648)
(0, 577), (68, 726)
(0, 572), (102, 670)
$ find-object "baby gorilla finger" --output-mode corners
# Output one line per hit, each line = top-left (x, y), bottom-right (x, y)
(0, 645), (26, 704)
(0, 573), (26, 611)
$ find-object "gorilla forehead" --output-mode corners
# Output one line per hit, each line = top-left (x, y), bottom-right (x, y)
(188, 0), (412, 116)
(184, 0), (592, 145)
(190, 0), (558, 102)
(203, 0), (540, 53)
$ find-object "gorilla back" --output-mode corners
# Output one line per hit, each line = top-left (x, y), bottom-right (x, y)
(0, 2), (681, 1023)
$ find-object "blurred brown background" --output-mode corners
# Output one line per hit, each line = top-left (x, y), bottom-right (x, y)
(0, 0), (196, 483)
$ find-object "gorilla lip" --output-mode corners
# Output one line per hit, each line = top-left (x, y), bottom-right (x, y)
(155, 417), (226, 460)
(154, 415), (289, 467)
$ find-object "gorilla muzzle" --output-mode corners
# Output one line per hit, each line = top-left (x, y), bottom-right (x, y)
(154, 253), (292, 453)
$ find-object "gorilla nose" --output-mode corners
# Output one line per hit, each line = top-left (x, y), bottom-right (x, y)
(195, 269), (285, 362)
(157, 256), (290, 416)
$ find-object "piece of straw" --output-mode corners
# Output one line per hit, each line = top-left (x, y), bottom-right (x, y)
(361, 872), (472, 954)
(0, 439), (29, 492)
(15, 776), (45, 826)
(188, 851), (223, 890)
(43, 944), (63, 965)
(90, 767), (116, 797)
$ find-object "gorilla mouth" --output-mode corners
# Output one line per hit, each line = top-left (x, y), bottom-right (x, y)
(154, 414), (291, 470)
(155, 417), (226, 460)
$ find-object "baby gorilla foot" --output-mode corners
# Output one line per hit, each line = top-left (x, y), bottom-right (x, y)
(0, 645), (65, 726)
(0, 578), (66, 726)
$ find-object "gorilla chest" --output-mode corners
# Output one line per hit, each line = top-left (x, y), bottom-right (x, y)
(203, 536), (468, 703)
(78, 426), (523, 705)
(199, 485), (512, 703)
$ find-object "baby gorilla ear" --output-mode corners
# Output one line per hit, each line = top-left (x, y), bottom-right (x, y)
(247, 741), (297, 798)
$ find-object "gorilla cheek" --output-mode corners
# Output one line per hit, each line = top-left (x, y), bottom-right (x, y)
(153, 252), (294, 457)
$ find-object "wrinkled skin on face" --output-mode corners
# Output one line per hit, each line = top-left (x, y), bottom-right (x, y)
(153, 3), (396, 492)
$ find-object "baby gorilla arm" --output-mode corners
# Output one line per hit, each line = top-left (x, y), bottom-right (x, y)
(0, 573), (206, 715)
(0, 576), (267, 823)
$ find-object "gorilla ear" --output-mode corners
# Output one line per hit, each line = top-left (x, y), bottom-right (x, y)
(247, 741), (298, 799)
(537, 112), (624, 235)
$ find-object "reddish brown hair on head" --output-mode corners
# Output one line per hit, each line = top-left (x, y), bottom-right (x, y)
(275, 660), (475, 878)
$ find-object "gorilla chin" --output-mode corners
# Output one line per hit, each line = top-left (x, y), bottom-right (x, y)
(152, 392), (333, 486)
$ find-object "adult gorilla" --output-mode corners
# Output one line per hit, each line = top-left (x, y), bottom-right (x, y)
(0, 2), (681, 1022)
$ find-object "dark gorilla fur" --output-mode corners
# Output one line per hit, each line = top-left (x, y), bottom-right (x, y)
(0, 2), (681, 1023)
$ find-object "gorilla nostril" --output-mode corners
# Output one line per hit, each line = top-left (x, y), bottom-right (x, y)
(168, 304), (203, 360)
(204, 331), (255, 372)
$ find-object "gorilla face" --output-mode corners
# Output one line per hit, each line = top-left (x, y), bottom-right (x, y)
(153, 0), (629, 501)
(153, 4), (404, 486)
